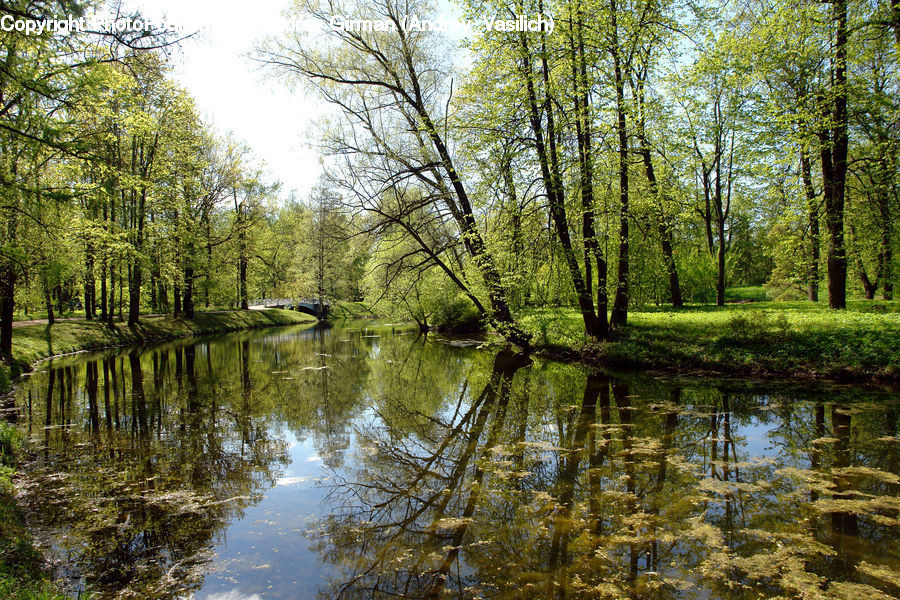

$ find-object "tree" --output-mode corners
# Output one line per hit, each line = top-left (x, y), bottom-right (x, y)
(260, 0), (531, 348)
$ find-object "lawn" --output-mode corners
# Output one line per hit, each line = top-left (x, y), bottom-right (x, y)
(521, 296), (900, 382)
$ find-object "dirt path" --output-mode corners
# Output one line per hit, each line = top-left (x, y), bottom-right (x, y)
(12, 313), (169, 328)
(12, 310), (252, 328)
(12, 316), (83, 328)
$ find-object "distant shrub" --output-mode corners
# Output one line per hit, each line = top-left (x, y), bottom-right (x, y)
(432, 295), (484, 333)
(676, 251), (717, 304)
(727, 311), (791, 342)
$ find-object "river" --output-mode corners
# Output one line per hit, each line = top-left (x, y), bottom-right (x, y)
(7, 320), (900, 599)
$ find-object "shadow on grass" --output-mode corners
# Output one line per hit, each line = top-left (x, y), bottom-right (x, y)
(42, 325), (52, 356)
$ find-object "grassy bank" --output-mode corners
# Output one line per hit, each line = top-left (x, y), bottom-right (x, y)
(1, 309), (317, 392)
(325, 301), (377, 321)
(522, 299), (900, 383)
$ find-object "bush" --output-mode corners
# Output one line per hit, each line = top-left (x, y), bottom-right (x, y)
(726, 311), (791, 341)
(525, 309), (585, 347)
(676, 250), (717, 304)
(431, 295), (484, 332)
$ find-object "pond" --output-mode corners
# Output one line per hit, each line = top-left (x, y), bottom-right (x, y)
(7, 321), (900, 599)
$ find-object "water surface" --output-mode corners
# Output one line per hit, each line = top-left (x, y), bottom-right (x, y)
(9, 321), (900, 599)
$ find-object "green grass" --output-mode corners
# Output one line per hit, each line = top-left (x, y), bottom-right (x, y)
(326, 300), (377, 321)
(2, 309), (317, 390)
(724, 285), (768, 302)
(521, 299), (900, 382)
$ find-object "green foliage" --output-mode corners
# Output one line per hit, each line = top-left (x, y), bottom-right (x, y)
(430, 294), (484, 332)
(676, 250), (718, 303)
(523, 300), (900, 380)
(326, 301), (376, 321)
(521, 308), (588, 349)
(0, 424), (20, 469)
(726, 285), (768, 302)
(0, 577), (71, 600)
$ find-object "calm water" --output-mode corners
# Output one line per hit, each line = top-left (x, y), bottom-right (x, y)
(7, 321), (900, 599)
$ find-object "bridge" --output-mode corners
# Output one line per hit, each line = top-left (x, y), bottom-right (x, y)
(249, 298), (329, 317)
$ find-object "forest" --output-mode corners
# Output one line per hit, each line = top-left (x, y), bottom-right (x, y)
(0, 0), (898, 355)
(2, 1), (900, 598)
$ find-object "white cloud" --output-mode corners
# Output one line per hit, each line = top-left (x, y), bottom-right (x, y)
(203, 589), (263, 600)
(275, 476), (310, 486)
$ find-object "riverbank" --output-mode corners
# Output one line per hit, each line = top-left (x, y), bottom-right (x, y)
(521, 299), (900, 384)
(324, 301), (377, 321)
(1, 309), (317, 390)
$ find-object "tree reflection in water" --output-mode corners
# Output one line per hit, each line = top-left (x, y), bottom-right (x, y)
(18, 339), (290, 598)
(9, 324), (900, 599)
(311, 353), (900, 600)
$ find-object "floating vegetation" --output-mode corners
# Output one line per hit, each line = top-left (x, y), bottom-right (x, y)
(9, 326), (900, 599)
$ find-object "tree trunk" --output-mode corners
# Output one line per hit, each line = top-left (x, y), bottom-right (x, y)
(857, 258), (878, 299)
(128, 189), (146, 326)
(107, 263), (116, 327)
(239, 234), (249, 310)
(821, 0), (849, 309)
(610, 0), (630, 327)
(183, 267), (195, 318)
(107, 198), (116, 327)
(717, 219), (726, 305)
(573, 7), (610, 322)
(636, 77), (682, 307)
(158, 281), (168, 313)
(800, 147), (820, 302)
(44, 281), (54, 325)
(396, 29), (531, 347)
(118, 267), (123, 320)
(0, 266), (15, 360)
(100, 260), (107, 321)
(519, 28), (603, 340)
(882, 246), (894, 301)
(234, 190), (249, 311)
(877, 186), (893, 301)
(173, 284), (182, 317)
(84, 249), (95, 319)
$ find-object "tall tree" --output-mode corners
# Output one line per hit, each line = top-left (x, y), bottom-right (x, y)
(260, 0), (531, 347)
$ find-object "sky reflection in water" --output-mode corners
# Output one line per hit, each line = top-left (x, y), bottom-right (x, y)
(11, 322), (900, 599)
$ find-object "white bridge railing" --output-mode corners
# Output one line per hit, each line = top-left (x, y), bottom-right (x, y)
(249, 298), (327, 309)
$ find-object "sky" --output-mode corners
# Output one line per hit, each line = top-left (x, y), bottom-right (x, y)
(126, 0), (329, 200)
(114, 0), (472, 201)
